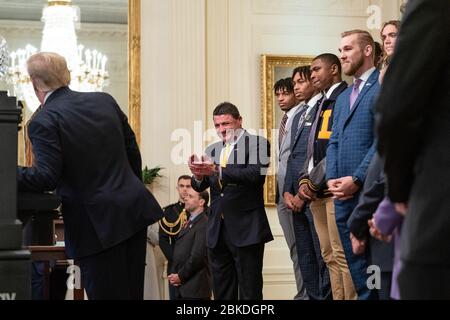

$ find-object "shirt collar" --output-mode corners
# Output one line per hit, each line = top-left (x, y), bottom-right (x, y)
(355, 67), (376, 89)
(43, 90), (55, 104)
(305, 92), (323, 108)
(225, 129), (245, 146)
(325, 82), (342, 99)
(285, 104), (300, 118)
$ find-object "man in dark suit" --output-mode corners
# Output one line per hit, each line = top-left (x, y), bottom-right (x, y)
(159, 175), (191, 299)
(326, 30), (380, 299)
(168, 189), (211, 300)
(17, 52), (164, 299)
(376, 0), (450, 299)
(297, 54), (353, 300)
(284, 66), (331, 300)
(188, 102), (272, 300)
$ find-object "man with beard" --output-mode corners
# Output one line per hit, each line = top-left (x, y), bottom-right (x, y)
(326, 30), (380, 300)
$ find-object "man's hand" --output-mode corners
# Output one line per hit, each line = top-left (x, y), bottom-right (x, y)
(291, 194), (305, 212)
(168, 273), (181, 287)
(394, 202), (408, 216)
(328, 176), (359, 200)
(298, 183), (317, 201)
(368, 218), (392, 242)
(283, 192), (294, 210)
(188, 154), (217, 179)
(350, 232), (367, 255)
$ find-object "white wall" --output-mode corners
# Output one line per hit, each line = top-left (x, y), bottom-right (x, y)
(140, 0), (403, 299)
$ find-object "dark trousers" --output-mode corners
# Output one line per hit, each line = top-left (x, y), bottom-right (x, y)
(293, 206), (331, 300)
(398, 262), (450, 299)
(208, 222), (265, 300)
(78, 228), (147, 300)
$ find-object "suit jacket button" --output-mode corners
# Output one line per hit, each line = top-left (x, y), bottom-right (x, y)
(220, 193), (224, 197)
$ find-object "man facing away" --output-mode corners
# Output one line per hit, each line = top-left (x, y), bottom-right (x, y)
(274, 77), (308, 300)
(326, 30), (380, 299)
(297, 53), (355, 300)
(17, 52), (163, 299)
(168, 188), (212, 300)
(188, 102), (272, 300)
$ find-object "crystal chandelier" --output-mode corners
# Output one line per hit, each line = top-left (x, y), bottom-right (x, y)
(6, 0), (109, 112)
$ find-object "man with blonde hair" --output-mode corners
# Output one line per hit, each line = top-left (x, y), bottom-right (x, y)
(17, 52), (164, 299)
(326, 30), (380, 299)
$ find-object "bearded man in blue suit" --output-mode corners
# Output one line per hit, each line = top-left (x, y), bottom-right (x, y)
(326, 30), (380, 300)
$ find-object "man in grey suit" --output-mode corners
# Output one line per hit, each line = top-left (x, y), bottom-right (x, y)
(274, 78), (307, 300)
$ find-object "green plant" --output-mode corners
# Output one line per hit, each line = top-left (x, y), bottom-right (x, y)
(142, 165), (163, 185)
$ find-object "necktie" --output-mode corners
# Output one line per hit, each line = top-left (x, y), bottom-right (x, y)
(349, 78), (362, 109)
(278, 113), (288, 149)
(220, 143), (231, 168)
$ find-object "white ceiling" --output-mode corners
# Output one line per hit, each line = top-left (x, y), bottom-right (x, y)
(0, 0), (127, 24)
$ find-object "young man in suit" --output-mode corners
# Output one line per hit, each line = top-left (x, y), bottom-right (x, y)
(159, 175), (191, 299)
(326, 30), (380, 300)
(376, 0), (450, 299)
(188, 102), (272, 300)
(297, 53), (354, 300)
(168, 189), (211, 300)
(284, 66), (331, 300)
(274, 78), (307, 300)
(17, 52), (164, 300)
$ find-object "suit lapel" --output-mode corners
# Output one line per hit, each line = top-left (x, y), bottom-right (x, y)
(178, 212), (205, 239)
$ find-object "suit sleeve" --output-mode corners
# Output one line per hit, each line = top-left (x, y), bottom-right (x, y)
(221, 137), (270, 186)
(17, 118), (62, 192)
(348, 170), (385, 239)
(376, 0), (449, 202)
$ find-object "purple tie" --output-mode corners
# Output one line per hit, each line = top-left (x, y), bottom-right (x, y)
(349, 78), (362, 109)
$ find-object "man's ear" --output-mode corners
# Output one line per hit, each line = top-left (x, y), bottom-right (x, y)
(364, 44), (373, 58)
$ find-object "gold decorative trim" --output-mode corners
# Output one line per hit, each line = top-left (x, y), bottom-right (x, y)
(48, 1), (72, 6)
(261, 55), (314, 206)
(128, 0), (141, 145)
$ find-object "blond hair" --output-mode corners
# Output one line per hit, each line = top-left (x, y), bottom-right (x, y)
(341, 29), (375, 58)
(27, 52), (71, 92)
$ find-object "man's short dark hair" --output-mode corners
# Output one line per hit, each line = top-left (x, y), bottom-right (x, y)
(292, 65), (311, 81)
(178, 175), (191, 182)
(213, 102), (241, 120)
(313, 53), (342, 75)
(199, 191), (209, 207)
(274, 77), (294, 93)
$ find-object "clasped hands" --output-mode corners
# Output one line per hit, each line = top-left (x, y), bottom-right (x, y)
(188, 154), (217, 180)
(327, 176), (360, 201)
(167, 273), (181, 287)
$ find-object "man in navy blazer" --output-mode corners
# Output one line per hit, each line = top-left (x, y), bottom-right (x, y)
(17, 52), (164, 299)
(189, 102), (272, 300)
(326, 30), (380, 299)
